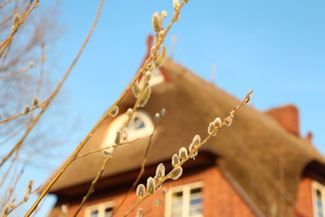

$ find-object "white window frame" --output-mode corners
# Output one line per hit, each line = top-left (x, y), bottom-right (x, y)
(312, 180), (325, 217)
(102, 110), (154, 149)
(84, 201), (114, 217)
(165, 181), (203, 217)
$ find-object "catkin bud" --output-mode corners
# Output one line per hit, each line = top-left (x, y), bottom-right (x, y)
(136, 184), (146, 199)
(110, 106), (119, 117)
(33, 97), (39, 107)
(178, 147), (188, 162)
(155, 163), (165, 180)
(171, 166), (183, 180)
(172, 154), (180, 167)
(127, 108), (133, 119)
(24, 105), (30, 114)
(24, 180), (33, 201)
(144, 71), (151, 84)
(139, 85), (151, 107)
(136, 208), (143, 217)
(4, 204), (10, 214)
(101, 149), (111, 156)
(27, 180), (33, 189)
(208, 122), (215, 135)
(193, 135), (201, 145)
(132, 80), (140, 98)
(29, 60), (34, 68)
(14, 13), (20, 27)
(121, 127), (128, 142)
(160, 108), (166, 117)
(244, 95), (250, 104)
(154, 113), (160, 124)
(189, 142), (198, 159)
(156, 46), (167, 67)
(173, 0), (180, 10)
(225, 116), (233, 127)
(115, 131), (121, 145)
(34, 0), (39, 8)
(161, 10), (167, 19)
(214, 117), (222, 127)
(154, 175), (162, 189)
(147, 177), (155, 194)
(152, 12), (160, 32)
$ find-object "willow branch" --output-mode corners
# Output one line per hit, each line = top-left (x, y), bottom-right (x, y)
(72, 155), (112, 217)
(0, 0), (10, 9)
(122, 90), (253, 216)
(26, 2), (188, 216)
(0, 100), (47, 124)
(113, 125), (158, 215)
(0, 0), (38, 57)
(24, 0), (104, 216)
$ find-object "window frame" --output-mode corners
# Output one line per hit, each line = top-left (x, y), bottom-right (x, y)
(165, 181), (203, 217)
(312, 180), (325, 217)
(84, 201), (114, 217)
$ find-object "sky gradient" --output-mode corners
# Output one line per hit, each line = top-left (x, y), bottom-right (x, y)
(12, 0), (325, 216)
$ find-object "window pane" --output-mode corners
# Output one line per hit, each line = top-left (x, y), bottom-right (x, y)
(171, 191), (183, 217)
(190, 188), (202, 217)
(90, 210), (99, 217)
(317, 189), (324, 217)
(105, 207), (113, 217)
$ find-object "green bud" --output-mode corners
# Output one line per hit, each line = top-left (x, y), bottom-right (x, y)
(136, 184), (145, 199)
(139, 85), (151, 107)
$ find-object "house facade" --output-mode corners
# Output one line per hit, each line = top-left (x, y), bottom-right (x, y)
(46, 37), (325, 217)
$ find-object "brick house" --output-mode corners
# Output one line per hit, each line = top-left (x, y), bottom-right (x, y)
(46, 37), (325, 217)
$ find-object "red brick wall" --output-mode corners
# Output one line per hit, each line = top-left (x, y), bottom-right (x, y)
(295, 177), (313, 217)
(62, 166), (256, 217)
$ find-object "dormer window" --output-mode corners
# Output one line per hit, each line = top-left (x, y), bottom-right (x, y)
(102, 110), (154, 149)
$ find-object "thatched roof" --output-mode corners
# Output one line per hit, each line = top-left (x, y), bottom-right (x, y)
(47, 59), (325, 216)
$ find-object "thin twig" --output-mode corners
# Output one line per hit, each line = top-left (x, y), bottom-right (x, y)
(122, 90), (253, 216)
(0, 100), (47, 124)
(0, 0), (10, 9)
(24, 1), (104, 216)
(112, 125), (158, 215)
(72, 138), (140, 162)
(0, 0), (38, 57)
(72, 155), (112, 217)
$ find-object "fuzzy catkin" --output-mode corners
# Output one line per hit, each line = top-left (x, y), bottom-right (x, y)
(147, 177), (155, 194)
(152, 12), (160, 32)
(171, 167), (183, 180)
(172, 154), (180, 167)
(155, 163), (165, 180)
(110, 106), (119, 117)
(178, 147), (188, 162)
(136, 184), (145, 199)
(139, 85), (151, 107)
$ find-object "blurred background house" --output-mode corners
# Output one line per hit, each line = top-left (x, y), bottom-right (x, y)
(45, 37), (325, 217)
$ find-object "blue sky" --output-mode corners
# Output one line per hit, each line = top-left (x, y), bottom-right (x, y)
(14, 0), (325, 216)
